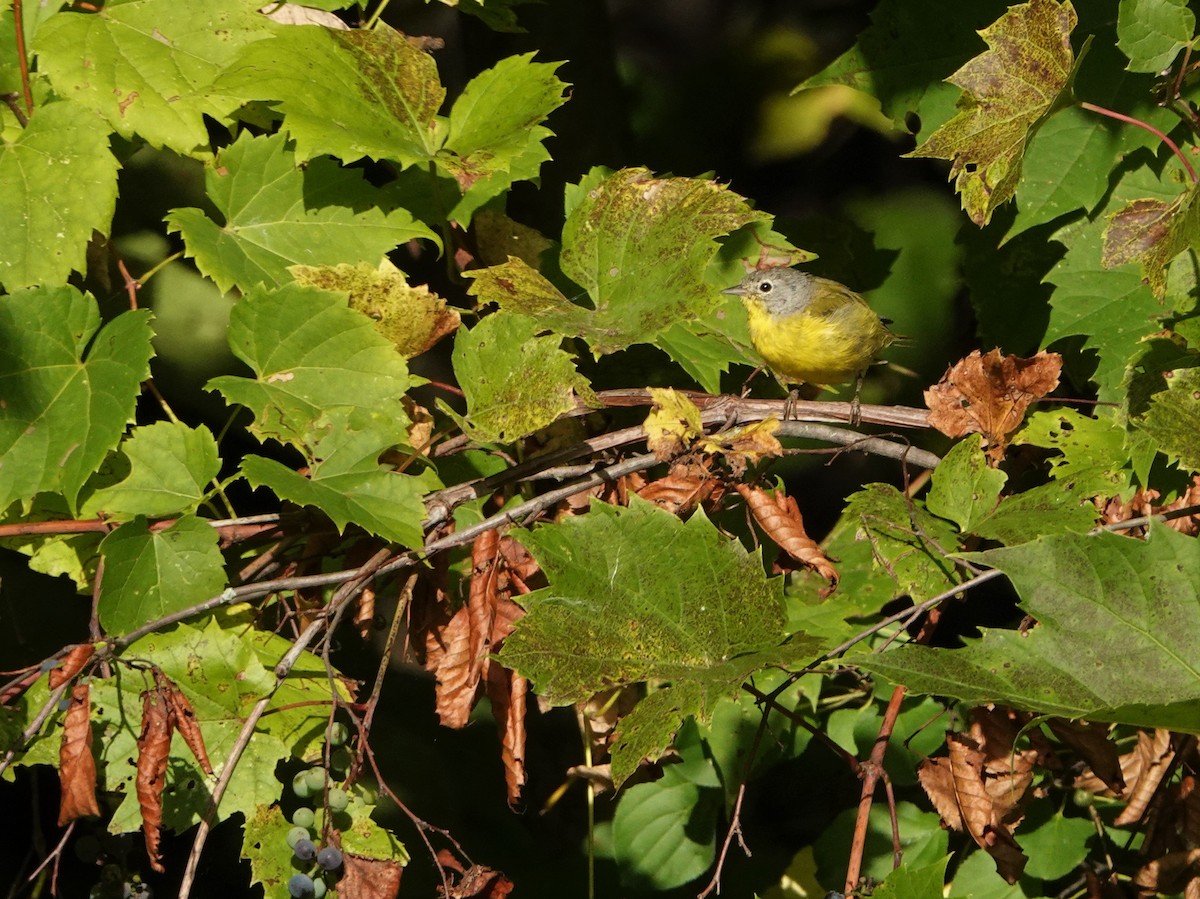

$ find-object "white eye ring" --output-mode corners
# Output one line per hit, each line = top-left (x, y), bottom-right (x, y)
(758, 281), (773, 293)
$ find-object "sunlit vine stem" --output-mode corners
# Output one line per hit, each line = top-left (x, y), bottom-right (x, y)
(1079, 101), (1198, 183)
(11, 0), (33, 115)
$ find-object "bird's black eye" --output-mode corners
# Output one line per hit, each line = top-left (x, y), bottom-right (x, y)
(758, 281), (772, 293)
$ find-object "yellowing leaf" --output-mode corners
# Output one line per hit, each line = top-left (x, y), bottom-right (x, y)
(291, 261), (460, 358)
(644, 388), (703, 460)
(908, 0), (1079, 226)
(697, 418), (783, 466)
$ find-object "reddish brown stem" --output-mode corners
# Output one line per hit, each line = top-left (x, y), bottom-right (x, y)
(11, 0), (34, 116)
(1080, 101), (1198, 183)
(843, 685), (907, 895)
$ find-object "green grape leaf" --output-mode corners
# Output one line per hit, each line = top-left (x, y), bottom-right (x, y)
(1045, 166), (1171, 401)
(873, 856), (951, 899)
(1014, 409), (1134, 499)
(0, 287), (153, 512)
(444, 312), (595, 443)
(81, 421), (220, 521)
(98, 515), (226, 633)
(656, 297), (756, 395)
(926, 438), (1007, 533)
(0, 1), (62, 95)
(1017, 805), (1093, 880)
(240, 406), (436, 548)
(207, 283), (412, 449)
(1102, 181), (1200, 300)
(969, 478), (1101, 545)
(843, 484), (962, 600)
(34, 0), (275, 155)
(470, 168), (764, 354)
(1117, 0), (1195, 73)
(290, 262), (461, 359)
(438, 53), (568, 221)
(165, 132), (437, 294)
(499, 500), (822, 787)
(1010, 27), (1174, 237)
(908, 0), (1080, 226)
(217, 22), (444, 166)
(1134, 363), (1200, 471)
(859, 527), (1200, 731)
(611, 747), (721, 890)
(798, 0), (1010, 138)
(0, 101), (119, 291)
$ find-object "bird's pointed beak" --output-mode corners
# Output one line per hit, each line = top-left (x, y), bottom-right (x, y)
(721, 285), (746, 296)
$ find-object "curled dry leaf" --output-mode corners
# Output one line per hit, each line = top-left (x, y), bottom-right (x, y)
(340, 852), (404, 899)
(136, 687), (173, 873)
(1047, 719), (1123, 794)
(635, 462), (718, 515)
(1132, 848), (1200, 898)
(435, 849), (515, 899)
(1115, 729), (1174, 827)
(157, 670), (213, 775)
(698, 417), (783, 472)
(924, 349), (1062, 464)
(734, 483), (838, 587)
(487, 665), (527, 808)
(1097, 474), (1200, 536)
(49, 643), (96, 689)
(57, 682), (100, 825)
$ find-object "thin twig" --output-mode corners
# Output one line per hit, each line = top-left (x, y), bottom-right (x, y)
(11, 0), (33, 115)
(843, 685), (906, 894)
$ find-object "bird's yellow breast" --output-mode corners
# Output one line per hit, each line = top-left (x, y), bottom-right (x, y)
(744, 300), (879, 386)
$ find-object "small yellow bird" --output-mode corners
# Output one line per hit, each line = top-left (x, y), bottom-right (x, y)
(722, 267), (897, 421)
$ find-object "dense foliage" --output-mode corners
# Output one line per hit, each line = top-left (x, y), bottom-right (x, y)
(2, 0), (1200, 897)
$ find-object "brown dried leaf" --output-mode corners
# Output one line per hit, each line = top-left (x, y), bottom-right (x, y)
(947, 732), (1027, 883)
(1098, 475), (1200, 536)
(918, 755), (963, 830)
(57, 683), (100, 825)
(487, 666), (527, 807)
(735, 483), (838, 585)
(435, 850), (515, 899)
(157, 671), (213, 776)
(136, 688), (173, 873)
(1048, 719), (1124, 794)
(1116, 729), (1174, 826)
(340, 852), (404, 899)
(430, 530), (527, 729)
(1133, 848), (1200, 898)
(925, 349), (1062, 464)
(49, 644), (96, 689)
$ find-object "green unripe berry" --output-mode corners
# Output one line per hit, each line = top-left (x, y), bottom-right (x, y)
(291, 807), (316, 829)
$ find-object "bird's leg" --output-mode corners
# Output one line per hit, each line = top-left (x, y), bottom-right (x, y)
(849, 371), (865, 426)
(784, 387), (800, 421)
(740, 364), (767, 398)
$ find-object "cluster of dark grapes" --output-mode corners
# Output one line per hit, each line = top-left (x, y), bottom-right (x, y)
(283, 723), (350, 898)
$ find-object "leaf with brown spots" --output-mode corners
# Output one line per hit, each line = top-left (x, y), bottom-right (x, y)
(925, 349), (1062, 464)
(735, 483), (838, 586)
(57, 683), (100, 825)
(907, 0), (1080, 226)
(136, 687), (172, 873)
(1103, 184), (1200, 299)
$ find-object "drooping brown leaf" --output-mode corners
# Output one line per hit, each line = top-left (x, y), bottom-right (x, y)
(947, 732), (1028, 883)
(925, 349), (1062, 464)
(340, 852), (404, 899)
(735, 483), (838, 586)
(57, 683), (100, 825)
(1133, 848), (1200, 899)
(435, 849), (515, 899)
(1048, 719), (1124, 794)
(636, 461), (719, 516)
(1116, 729), (1174, 826)
(49, 643), (96, 689)
(429, 530), (528, 729)
(487, 665), (527, 807)
(917, 754), (962, 830)
(136, 687), (173, 873)
(157, 670), (213, 775)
